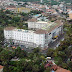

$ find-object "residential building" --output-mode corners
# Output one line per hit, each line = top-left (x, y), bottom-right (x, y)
(67, 9), (71, 13)
(6, 5), (16, 12)
(68, 11), (72, 19)
(0, 0), (18, 6)
(4, 27), (46, 49)
(16, 7), (31, 13)
(4, 20), (63, 49)
(46, 9), (55, 13)
(6, 6), (31, 13)
(51, 65), (71, 72)
(28, 18), (48, 29)
(26, 3), (46, 11)
(0, 65), (3, 72)
(45, 59), (71, 72)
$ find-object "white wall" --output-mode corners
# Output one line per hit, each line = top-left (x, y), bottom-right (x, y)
(4, 25), (63, 48)
(0, 68), (3, 72)
(34, 33), (45, 47)
(47, 25), (62, 43)
(4, 30), (13, 39)
(4, 29), (45, 47)
(28, 22), (47, 29)
(28, 22), (36, 29)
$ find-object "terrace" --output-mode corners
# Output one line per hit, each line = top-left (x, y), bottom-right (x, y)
(14, 29), (34, 33)
(42, 21), (63, 33)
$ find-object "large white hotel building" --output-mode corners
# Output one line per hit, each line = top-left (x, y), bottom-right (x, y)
(4, 20), (63, 49)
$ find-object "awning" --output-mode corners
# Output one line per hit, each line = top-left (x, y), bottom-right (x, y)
(54, 35), (58, 38)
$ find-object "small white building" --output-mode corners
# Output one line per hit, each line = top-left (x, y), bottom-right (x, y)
(28, 18), (48, 29)
(0, 65), (3, 72)
(4, 20), (63, 49)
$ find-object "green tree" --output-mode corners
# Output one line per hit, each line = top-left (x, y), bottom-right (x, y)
(47, 48), (55, 57)
(44, 67), (51, 72)
(33, 47), (40, 53)
(0, 50), (12, 65)
(15, 47), (27, 58)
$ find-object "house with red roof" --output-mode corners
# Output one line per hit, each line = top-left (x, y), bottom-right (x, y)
(51, 65), (71, 72)
(44, 61), (71, 72)
(6, 5), (16, 11)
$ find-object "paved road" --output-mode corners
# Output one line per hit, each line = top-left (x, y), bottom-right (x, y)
(5, 34), (64, 55)
(48, 34), (64, 48)
(41, 34), (65, 54)
(21, 34), (65, 55)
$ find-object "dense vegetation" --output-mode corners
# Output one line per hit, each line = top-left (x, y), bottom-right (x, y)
(0, 9), (42, 46)
(47, 19), (72, 71)
(0, 10), (28, 45)
(0, 47), (48, 72)
(0, 10), (47, 72)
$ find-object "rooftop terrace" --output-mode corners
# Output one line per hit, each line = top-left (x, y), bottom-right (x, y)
(35, 20), (63, 34)
(42, 20), (63, 32)
(14, 29), (34, 33)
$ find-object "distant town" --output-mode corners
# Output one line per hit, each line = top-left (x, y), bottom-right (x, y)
(0, 0), (72, 72)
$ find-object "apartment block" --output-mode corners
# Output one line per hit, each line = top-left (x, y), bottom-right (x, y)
(4, 20), (63, 49)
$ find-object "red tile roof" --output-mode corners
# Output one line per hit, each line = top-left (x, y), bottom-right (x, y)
(55, 68), (71, 72)
(4, 26), (16, 30)
(0, 65), (3, 69)
(34, 29), (48, 34)
(51, 65), (60, 71)
(7, 5), (16, 8)
(51, 65), (71, 72)
(45, 63), (51, 68)
(45, 62), (53, 68)
(28, 18), (37, 22)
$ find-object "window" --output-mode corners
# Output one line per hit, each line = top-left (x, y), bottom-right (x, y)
(45, 34), (46, 39)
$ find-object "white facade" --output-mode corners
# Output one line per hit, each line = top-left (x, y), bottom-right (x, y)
(4, 29), (46, 48)
(28, 21), (48, 29)
(4, 22), (63, 49)
(0, 68), (3, 72)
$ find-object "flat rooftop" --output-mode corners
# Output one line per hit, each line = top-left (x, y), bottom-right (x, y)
(14, 29), (34, 33)
(5, 20), (63, 34)
(37, 21), (48, 24)
(42, 20), (63, 32)
(4, 26), (16, 30)
(35, 20), (63, 34)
